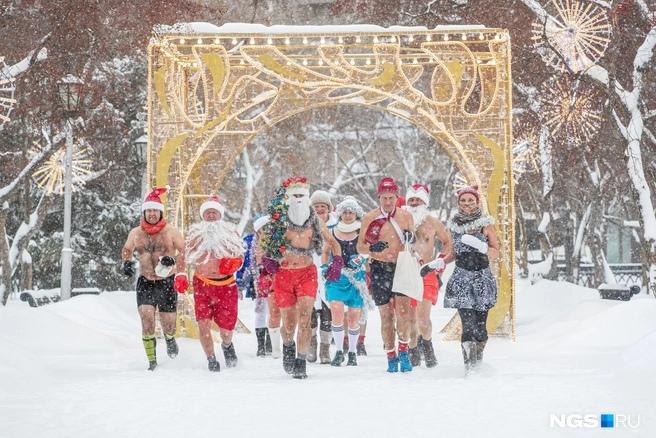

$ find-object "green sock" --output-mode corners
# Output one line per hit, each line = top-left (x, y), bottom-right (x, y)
(164, 333), (175, 341)
(142, 335), (156, 362)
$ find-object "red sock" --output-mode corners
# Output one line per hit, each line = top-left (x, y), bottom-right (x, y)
(398, 342), (409, 353)
(386, 350), (397, 359)
(358, 335), (365, 344)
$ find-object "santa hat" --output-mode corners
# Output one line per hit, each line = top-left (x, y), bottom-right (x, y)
(396, 196), (406, 208)
(283, 176), (310, 197)
(142, 186), (169, 212)
(200, 194), (225, 219)
(406, 183), (430, 206)
(456, 185), (480, 201)
(377, 177), (399, 196)
(310, 190), (333, 209)
(336, 196), (364, 219)
(253, 214), (270, 232)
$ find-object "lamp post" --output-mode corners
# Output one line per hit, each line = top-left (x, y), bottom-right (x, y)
(57, 74), (84, 300)
(133, 134), (147, 165)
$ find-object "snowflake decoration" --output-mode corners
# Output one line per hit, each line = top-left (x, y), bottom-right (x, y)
(451, 173), (471, 193)
(31, 142), (93, 194)
(539, 76), (604, 143)
(512, 121), (541, 182)
(0, 56), (17, 127)
(531, 0), (612, 73)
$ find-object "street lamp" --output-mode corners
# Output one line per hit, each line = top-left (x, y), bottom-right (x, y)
(133, 134), (147, 165)
(57, 74), (84, 300)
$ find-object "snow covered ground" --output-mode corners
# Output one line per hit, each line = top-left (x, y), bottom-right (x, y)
(1, 278), (654, 437)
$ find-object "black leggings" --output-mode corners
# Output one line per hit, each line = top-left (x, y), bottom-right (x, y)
(458, 309), (489, 342)
(311, 301), (332, 332)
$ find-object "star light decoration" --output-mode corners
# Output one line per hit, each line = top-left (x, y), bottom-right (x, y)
(512, 121), (541, 182)
(31, 142), (93, 194)
(531, 0), (612, 73)
(0, 56), (17, 127)
(539, 76), (604, 143)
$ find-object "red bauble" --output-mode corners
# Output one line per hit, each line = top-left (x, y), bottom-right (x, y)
(272, 212), (280, 220)
(279, 245), (286, 253)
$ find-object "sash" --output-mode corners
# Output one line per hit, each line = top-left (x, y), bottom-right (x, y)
(364, 207), (404, 244)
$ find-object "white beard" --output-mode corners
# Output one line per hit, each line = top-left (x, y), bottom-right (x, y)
(186, 220), (245, 266)
(286, 196), (311, 225)
(404, 205), (432, 227)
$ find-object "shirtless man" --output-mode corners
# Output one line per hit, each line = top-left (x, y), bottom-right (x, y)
(357, 177), (415, 373)
(262, 177), (342, 379)
(121, 186), (186, 371)
(403, 183), (453, 368)
(182, 195), (245, 372)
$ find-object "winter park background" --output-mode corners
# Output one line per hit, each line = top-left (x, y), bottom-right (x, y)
(1, 1), (656, 437)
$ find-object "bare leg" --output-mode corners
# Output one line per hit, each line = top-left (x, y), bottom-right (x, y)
(138, 305), (156, 336)
(219, 328), (233, 346)
(295, 296), (315, 355)
(347, 308), (361, 328)
(393, 296), (412, 343)
(417, 300), (433, 339)
(268, 294), (281, 328)
(280, 306), (298, 344)
(408, 305), (418, 348)
(330, 301), (345, 326)
(198, 319), (215, 358)
(378, 303), (396, 350)
(159, 311), (177, 337)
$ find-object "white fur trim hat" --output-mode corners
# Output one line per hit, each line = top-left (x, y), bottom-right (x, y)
(253, 214), (270, 232)
(310, 190), (333, 209)
(142, 186), (169, 212)
(406, 183), (430, 207)
(200, 195), (225, 219)
(336, 196), (364, 219)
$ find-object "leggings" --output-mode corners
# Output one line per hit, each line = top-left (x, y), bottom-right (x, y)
(311, 301), (332, 333)
(458, 309), (489, 342)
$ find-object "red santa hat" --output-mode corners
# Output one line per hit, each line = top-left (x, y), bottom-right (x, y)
(142, 186), (169, 212)
(200, 194), (225, 219)
(406, 183), (430, 206)
(377, 177), (399, 196)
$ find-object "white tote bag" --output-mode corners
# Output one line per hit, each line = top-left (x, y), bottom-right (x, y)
(392, 242), (423, 301)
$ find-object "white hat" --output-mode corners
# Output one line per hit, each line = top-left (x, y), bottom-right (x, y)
(406, 183), (430, 207)
(336, 196), (364, 219)
(310, 190), (333, 209)
(253, 215), (270, 232)
(200, 195), (225, 219)
(142, 186), (169, 212)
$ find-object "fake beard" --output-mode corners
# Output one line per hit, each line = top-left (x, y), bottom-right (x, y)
(286, 195), (311, 226)
(186, 220), (244, 266)
(404, 205), (431, 227)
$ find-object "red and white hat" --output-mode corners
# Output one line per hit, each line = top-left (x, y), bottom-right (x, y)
(142, 186), (169, 212)
(377, 177), (399, 196)
(406, 183), (430, 206)
(456, 185), (480, 201)
(200, 194), (225, 219)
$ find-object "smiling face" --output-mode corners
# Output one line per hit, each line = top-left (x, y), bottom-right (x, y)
(312, 202), (330, 221)
(458, 193), (479, 214)
(407, 197), (426, 208)
(202, 208), (221, 222)
(379, 192), (397, 213)
(144, 208), (162, 224)
(340, 210), (356, 224)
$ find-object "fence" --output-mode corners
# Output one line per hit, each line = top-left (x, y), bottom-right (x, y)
(556, 263), (643, 288)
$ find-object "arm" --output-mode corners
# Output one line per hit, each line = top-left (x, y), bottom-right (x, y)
(357, 213), (374, 255)
(321, 223), (341, 257)
(172, 228), (186, 273)
(321, 240), (331, 265)
(121, 229), (136, 261)
(435, 219), (454, 262)
(484, 225), (499, 261)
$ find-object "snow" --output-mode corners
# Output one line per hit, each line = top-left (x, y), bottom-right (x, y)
(157, 22), (487, 35)
(1, 279), (654, 437)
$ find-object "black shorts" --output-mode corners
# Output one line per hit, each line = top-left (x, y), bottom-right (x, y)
(136, 275), (177, 313)
(369, 260), (403, 306)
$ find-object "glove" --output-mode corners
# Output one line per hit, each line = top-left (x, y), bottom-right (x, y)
(369, 241), (388, 253)
(261, 256), (280, 275)
(420, 256), (446, 277)
(174, 273), (189, 294)
(218, 257), (243, 276)
(403, 230), (416, 244)
(160, 255), (175, 267)
(155, 255), (176, 278)
(461, 234), (488, 254)
(122, 260), (135, 277)
(325, 255), (344, 281)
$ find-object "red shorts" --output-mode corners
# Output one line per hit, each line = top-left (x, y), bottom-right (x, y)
(273, 265), (318, 308)
(410, 271), (440, 308)
(193, 274), (238, 330)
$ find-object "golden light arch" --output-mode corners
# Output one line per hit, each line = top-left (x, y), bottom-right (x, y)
(147, 23), (515, 338)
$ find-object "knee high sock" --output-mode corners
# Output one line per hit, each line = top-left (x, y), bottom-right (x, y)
(347, 325), (360, 353)
(268, 326), (281, 354)
(142, 335), (156, 362)
(332, 324), (345, 352)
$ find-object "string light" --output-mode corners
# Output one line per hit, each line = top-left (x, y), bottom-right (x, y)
(303, 37), (308, 44)
(267, 37), (273, 44)
(426, 34), (432, 41)
(320, 36), (326, 44)
(338, 36), (343, 44)
(232, 38), (238, 45)
(249, 37), (255, 44)
(302, 59), (308, 66)
(355, 36), (361, 43)
(197, 38), (203, 44)
(285, 37), (290, 45)
(408, 35), (414, 42)
(366, 58), (371, 65)
(373, 36), (379, 43)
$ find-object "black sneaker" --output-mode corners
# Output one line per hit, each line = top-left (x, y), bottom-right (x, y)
(165, 337), (178, 359)
(147, 360), (157, 371)
(331, 350), (345, 367)
(346, 352), (357, 366)
(208, 356), (220, 372)
(222, 343), (238, 368)
(283, 341), (296, 374)
(409, 346), (421, 367)
(292, 358), (307, 379)
(356, 342), (367, 356)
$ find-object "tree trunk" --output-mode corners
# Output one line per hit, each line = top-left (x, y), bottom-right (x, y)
(1, 211), (12, 305)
